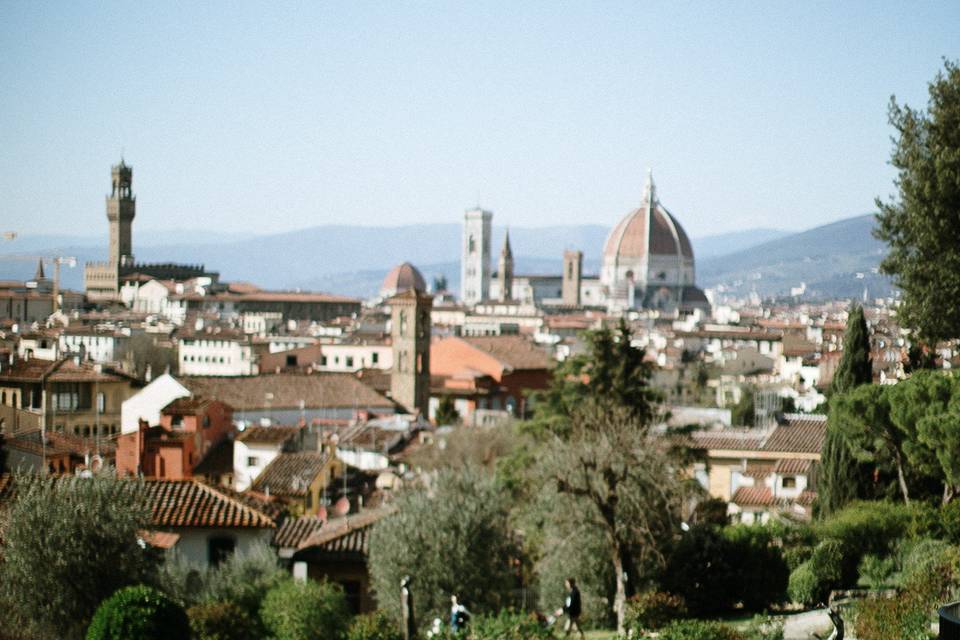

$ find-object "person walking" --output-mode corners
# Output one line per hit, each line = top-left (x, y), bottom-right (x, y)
(449, 595), (471, 634)
(557, 578), (584, 639)
(401, 576), (416, 640)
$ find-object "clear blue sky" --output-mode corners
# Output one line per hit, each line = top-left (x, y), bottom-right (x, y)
(1, 1), (957, 239)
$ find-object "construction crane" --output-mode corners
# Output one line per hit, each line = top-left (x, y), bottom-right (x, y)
(0, 234), (76, 314)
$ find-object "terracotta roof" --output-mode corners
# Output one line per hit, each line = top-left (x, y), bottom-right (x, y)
(460, 336), (553, 371)
(162, 396), (216, 414)
(251, 452), (331, 498)
(145, 479), (275, 528)
(210, 483), (286, 522)
(602, 180), (694, 261)
(4, 431), (117, 457)
(732, 485), (774, 507)
(762, 415), (827, 454)
(139, 530), (181, 549)
(235, 425), (301, 444)
(381, 262), (426, 296)
(274, 514), (326, 549)
(297, 506), (394, 552)
(689, 415), (826, 456)
(774, 458), (813, 475)
(0, 357), (138, 384)
(183, 373), (394, 411)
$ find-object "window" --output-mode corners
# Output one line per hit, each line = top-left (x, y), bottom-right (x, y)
(346, 356), (354, 368)
(321, 356), (328, 366)
(207, 536), (236, 567)
(286, 354), (297, 367)
(782, 476), (797, 489)
(202, 415), (211, 428)
(247, 456), (259, 467)
(371, 352), (379, 364)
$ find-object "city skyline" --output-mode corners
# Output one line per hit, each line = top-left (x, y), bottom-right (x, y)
(2, 2), (958, 239)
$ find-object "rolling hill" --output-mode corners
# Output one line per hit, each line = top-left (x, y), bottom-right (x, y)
(0, 217), (889, 300)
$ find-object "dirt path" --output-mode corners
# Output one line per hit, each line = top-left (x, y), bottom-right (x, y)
(783, 608), (832, 639)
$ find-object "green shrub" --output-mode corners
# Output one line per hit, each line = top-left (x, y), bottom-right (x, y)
(905, 501), (942, 539)
(941, 500), (960, 544)
(900, 539), (953, 588)
(260, 579), (350, 640)
(854, 593), (931, 640)
(858, 554), (896, 590)
(468, 610), (553, 639)
(663, 525), (786, 616)
(787, 562), (820, 607)
(722, 526), (789, 611)
(657, 619), (744, 640)
(346, 611), (403, 640)
(781, 544), (813, 572)
(86, 585), (189, 640)
(187, 601), (255, 640)
(814, 501), (910, 585)
(623, 591), (687, 632)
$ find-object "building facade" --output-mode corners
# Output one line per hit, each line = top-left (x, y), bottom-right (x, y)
(461, 208), (492, 306)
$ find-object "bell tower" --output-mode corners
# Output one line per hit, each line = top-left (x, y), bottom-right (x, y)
(107, 160), (136, 269)
(390, 289), (433, 416)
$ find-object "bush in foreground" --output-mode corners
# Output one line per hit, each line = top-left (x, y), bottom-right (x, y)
(623, 591), (687, 633)
(657, 619), (743, 640)
(187, 601), (255, 640)
(260, 579), (350, 640)
(346, 611), (403, 640)
(86, 585), (189, 640)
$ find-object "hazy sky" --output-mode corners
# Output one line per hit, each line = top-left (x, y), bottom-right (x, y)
(1, 2), (957, 239)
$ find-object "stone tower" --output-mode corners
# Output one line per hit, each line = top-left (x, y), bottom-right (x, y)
(390, 289), (432, 416)
(461, 208), (492, 305)
(497, 230), (514, 302)
(107, 160), (136, 268)
(562, 249), (583, 306)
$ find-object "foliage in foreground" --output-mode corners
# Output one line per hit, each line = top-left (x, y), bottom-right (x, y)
(874, 59), (960, 344)
(187, 601), (256, 640)
(86, 585), (189, 640)
(663, 525), (788, 615)
(0, 474), (157, 640)
(623, 590), (687, 633)
(159, 541), (286, 634)
(346, 611), (403, 640)
(259, 579), (351, 640)
(367, 467), (519, 627)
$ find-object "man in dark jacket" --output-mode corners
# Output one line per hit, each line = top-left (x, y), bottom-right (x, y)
(560, 578), (584, 639)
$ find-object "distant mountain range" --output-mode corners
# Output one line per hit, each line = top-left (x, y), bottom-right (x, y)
(0, 216), (891, 301)
(699, 214), (893, 300)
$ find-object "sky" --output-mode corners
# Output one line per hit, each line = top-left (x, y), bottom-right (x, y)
(1, 1), (958, 240)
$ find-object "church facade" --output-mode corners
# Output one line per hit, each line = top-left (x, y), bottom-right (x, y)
(463, 172), (710, 315)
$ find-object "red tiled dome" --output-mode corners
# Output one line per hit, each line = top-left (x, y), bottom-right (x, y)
(603, 174), (694, 262)
(380, 262), (426, 297)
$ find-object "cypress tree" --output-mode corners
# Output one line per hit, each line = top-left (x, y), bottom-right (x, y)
(819, 305), (875, 517)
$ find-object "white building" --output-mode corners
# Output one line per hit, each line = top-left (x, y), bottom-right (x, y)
(232, 425), (299, 491)
(461, 208), (492, 306)
(59, 327), (134, 363)
(318, 340), (392, 372)
(178, 330), (257, 376)
(121, 372), (191, 434)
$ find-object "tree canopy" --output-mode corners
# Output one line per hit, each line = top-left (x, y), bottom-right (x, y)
(0, 475), (159, 640)
(818, 304), (875, 516)
(875, 59), (960, 343)
(367, 468), (519, 628)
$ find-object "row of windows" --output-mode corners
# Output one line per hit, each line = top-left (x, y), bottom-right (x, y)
(51, 423), (119, 437)
(182, 355), (235, 364)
